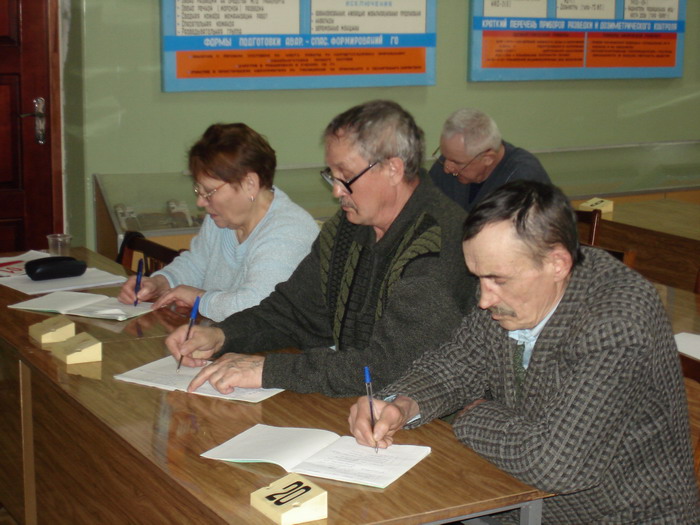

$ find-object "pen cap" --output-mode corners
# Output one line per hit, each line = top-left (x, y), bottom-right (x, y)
(364, 366), (371, 384)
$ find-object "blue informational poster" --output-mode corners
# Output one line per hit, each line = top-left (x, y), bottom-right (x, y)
(469, 0), (685, 81)
(162, 0), (436, 92)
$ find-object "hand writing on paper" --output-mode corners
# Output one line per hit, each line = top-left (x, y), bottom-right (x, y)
(165, 324), (225, 368)
(188, 353), (265, 393)
(348, 395), (419, 449)
(118, 274), (170, 305)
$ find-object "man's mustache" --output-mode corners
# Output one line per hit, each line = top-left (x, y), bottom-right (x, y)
(488, 306), (516, 317)
(340, 198), (357, 211)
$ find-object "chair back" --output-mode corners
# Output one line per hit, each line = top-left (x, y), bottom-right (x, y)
(602, 246), (637, 268)
(575, 209), (602, 245)
(580, 243), (637, 269)
(116, 231), (181, 276)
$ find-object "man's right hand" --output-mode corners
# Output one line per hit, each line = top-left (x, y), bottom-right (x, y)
(165, 324), (226, 368)
(348, 395), (419, 449)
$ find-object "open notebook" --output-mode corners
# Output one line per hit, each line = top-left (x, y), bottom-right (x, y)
(10, 291), (152, 321)
(202, 424), (431, 489)
(115, 356), (283, 403)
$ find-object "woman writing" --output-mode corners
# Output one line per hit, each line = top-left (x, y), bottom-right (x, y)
(118, 123), (318, 321)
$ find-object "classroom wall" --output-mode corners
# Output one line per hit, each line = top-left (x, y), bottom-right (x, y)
(63, 0), (700, 249)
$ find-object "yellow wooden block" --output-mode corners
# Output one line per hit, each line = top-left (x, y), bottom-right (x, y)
(45, 332), (102, 364)
(579, 197), (614, 214)
(251, 474), (327, 525)
(29, 315), (75, 345)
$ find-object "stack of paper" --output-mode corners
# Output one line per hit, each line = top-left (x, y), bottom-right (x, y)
(1, 268), (126, 294)
(10, 291), (152, 321)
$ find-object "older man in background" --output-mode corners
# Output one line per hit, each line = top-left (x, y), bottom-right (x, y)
(430, 108), (550, 211)
(166, 100), (475, 397)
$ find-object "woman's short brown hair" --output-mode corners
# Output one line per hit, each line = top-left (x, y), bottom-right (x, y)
(188, 123), (276, 189)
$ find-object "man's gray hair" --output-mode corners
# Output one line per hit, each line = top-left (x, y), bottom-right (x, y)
(442, 108), (502, 157)
(322, 100), (425, 180)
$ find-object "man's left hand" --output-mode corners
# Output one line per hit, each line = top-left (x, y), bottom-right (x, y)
(188, 353), (265, 394)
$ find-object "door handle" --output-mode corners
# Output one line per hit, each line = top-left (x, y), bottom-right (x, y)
(19, 97), (46, 145)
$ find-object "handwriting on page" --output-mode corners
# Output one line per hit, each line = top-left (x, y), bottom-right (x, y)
(294, 436), (428, 487)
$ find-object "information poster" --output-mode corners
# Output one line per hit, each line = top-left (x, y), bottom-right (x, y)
(162, 0), (436, 92)
(470, 0), (685, 81)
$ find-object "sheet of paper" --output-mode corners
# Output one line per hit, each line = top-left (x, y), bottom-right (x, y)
(0, 250), (51, 278)
(115, 357), (283, 403)
(676, 332), (700, 362)
(293, 436), (431, 489)
(0, 267), (126, 294)
(9, 291), (152, 321)
(202, 424), (340, 472)
(10, 290), (107, 311)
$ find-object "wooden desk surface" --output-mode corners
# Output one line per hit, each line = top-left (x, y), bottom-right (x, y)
(655, 283), (700, 335)
(611, 199), (700, 241)
(0, 247), (548, 524)
(2, 248), (699, 524)
(25, 338), (547, 524)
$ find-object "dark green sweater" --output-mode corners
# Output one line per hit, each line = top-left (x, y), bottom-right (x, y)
(215, 178), (476, 396)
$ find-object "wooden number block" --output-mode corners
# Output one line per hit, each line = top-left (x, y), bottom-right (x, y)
(45, 332), (102, 364)
(251, 474), (327, 525)
(579, 197), (614, 214)
(29, 315), (75, 344)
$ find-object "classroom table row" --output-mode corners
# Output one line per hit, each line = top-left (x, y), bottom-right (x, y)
(0, 248), (548, 525)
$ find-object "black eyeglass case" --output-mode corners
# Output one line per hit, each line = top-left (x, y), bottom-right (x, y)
(25, 256), (87, 281)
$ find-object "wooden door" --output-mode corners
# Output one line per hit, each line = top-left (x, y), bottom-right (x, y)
(0, 0), (62, 252)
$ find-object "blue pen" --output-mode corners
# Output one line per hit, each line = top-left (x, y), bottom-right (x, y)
(364, 366), (378, 453)
(177, 295), (201, 372)
(133, 259), (144, 306)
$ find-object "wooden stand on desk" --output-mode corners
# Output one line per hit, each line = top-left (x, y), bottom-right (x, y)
(44, 332), (102, 364)
(251, 474), (327, 525)
(28, 315), (75, 344)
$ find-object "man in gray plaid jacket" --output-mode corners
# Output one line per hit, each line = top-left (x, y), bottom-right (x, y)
(349, 180), (700, 523)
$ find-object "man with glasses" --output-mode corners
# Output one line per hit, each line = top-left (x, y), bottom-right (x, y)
(165, 100), (476, 396)
(430, 108), (550, 212)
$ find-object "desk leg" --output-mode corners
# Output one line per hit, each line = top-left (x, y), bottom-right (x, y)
(19, 361), (37, 525)
(519, 499), (542, 525)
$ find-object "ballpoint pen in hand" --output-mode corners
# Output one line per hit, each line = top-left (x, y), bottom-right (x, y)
(133, 259), (144, 306)
(177, 295), (201, 373)
(364, 366), (378, 453)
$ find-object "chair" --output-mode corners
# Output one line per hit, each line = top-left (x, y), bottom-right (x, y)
(694, 267), (700, 294)
(580, 243), (637, 269)
(575, 209), (602, 245)
(116, 231), (181, 276)
(602, 246), (637, 268)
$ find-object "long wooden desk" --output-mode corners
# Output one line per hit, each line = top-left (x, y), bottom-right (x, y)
(0, 249), (548, 524)
(611, 199), (700, 242)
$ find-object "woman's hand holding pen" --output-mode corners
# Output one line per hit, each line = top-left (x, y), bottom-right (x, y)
(117, 274), (169, 305)
(348, 395), (420, 449)
(165, 324), (225, 368)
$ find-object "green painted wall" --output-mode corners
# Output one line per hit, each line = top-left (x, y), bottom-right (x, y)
(64, 1), (700, 248)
